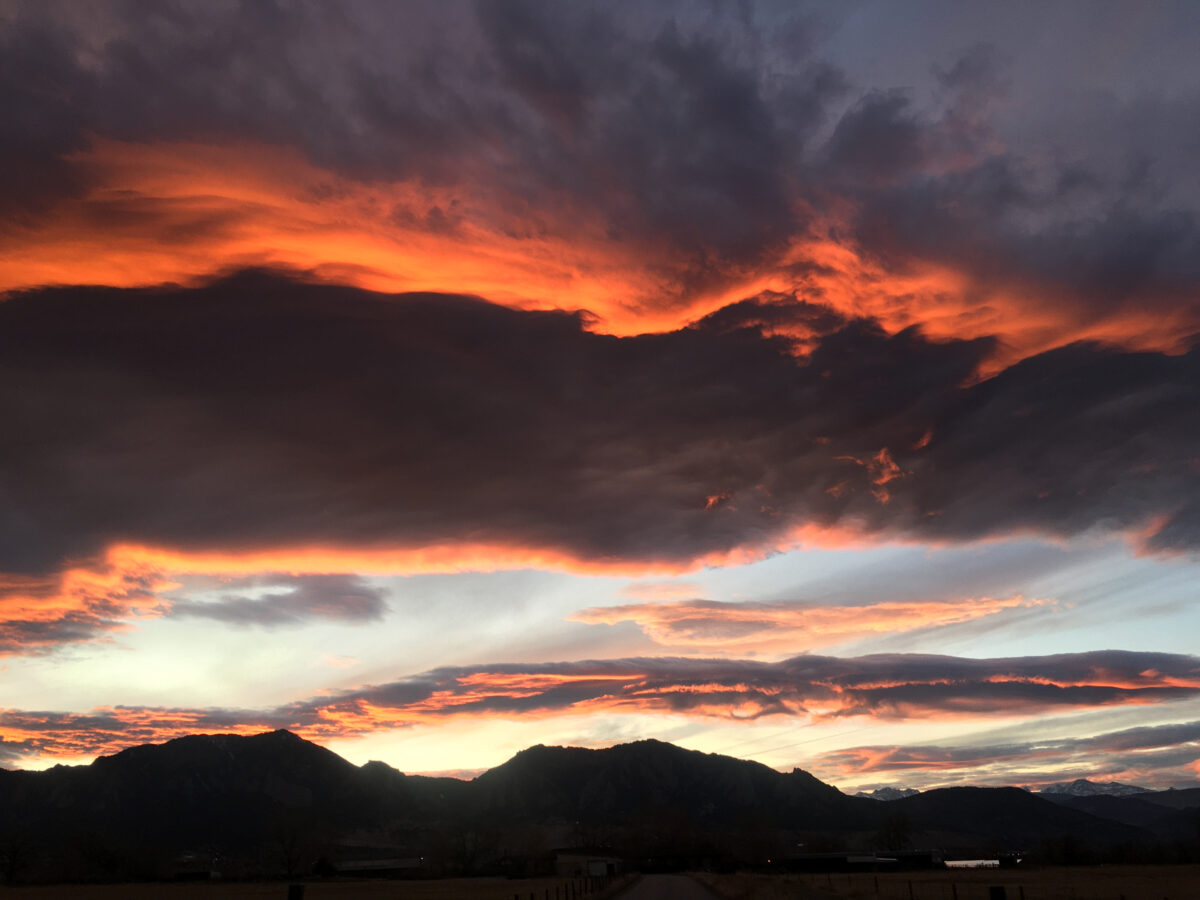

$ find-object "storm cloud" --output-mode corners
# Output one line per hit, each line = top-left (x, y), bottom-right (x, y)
(0, 272), (1196, 590)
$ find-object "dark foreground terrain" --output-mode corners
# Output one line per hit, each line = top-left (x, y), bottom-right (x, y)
(696, 866), (1200, 900)
(1, 868), (1198, 900)
(0, 731), (1196, 885)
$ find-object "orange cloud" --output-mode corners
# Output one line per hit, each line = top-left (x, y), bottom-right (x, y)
(0, 708), (270, 762)
(619, 581), (707, 602)
(1, 521), (880, 657)
(0, 558), (176, 655)
(3, 138), (1196, 372)
(571, 595), (1050, 653)
(4, 650), (1197, 767)
(0, 138), (772, 337)
(808, 719), (1200, 791)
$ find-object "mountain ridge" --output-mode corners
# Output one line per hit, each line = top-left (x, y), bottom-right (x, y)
(1, 730), (1194, 884)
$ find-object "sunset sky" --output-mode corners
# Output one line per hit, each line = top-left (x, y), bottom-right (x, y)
(2, 0), (1199, 794)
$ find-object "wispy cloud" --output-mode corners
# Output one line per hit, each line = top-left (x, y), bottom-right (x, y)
(0, 563), (391, 656)
(2, 650), (1196, 766)
(168, 574), (388, 627)
(0, 563), (170, 655)
(811, 718), (1200, 790)
(572, 595), (1051, 653)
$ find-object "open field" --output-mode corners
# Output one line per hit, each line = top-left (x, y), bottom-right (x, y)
(694, 865), (1200, 900)
(4, 869), (1198, 900)
(0, 874), (633, 900)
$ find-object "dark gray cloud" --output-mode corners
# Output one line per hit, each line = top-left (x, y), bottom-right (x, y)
(691, 289), (849, 339)
(813, 43), (1200, 322)
(0, 271), (1196, 582)
(168, 574), (388, 627)
(823, 90), (927, 185)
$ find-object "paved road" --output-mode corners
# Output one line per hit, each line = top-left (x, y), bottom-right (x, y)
(612, 875), (722, 900)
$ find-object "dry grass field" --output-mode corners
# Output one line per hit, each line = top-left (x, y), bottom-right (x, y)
(694, 866), (1200, 900)
(0, 874), (633, 900)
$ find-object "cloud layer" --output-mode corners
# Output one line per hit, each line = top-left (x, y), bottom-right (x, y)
(2, 2), (1198, 355)
(2, 650), (1197, 766)
(572, 595), (1049, 653)
(1, 273), (1196, 600)
(814, 718), (1200, 790)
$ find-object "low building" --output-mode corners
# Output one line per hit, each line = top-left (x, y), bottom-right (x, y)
(553, 847), (623, 878)
(333, 857), (424, 878)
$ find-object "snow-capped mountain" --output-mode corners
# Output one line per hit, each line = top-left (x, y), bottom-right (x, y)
(854, 786), (920, 800)
(1036, 778), (1150, 797)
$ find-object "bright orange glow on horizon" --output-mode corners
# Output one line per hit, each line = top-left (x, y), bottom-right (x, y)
(3, 650), (1197, 769)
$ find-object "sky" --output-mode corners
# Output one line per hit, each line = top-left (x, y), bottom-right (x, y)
(1, 0), (1199, 794)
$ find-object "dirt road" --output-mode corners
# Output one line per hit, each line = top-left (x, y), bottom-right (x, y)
(620, 873), (842, 900)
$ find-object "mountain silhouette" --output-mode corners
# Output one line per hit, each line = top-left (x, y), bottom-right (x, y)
(1039, 787), (1200, 841)
(1, 730), (1190, 883)
(469, 739), (856, 829)
(885, 786), (1143, 847)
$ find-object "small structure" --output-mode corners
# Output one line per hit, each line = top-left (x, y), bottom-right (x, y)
(785, 849), (943, 872)
(333, 857), (424, 878)
(553, 847), (623, 878)
(169, 851), (222, 881)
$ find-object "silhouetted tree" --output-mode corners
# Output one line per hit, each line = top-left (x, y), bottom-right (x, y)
(873, 813), (911, 852)
(272, 812), (323, 878)
(0, 830), (36, 884)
